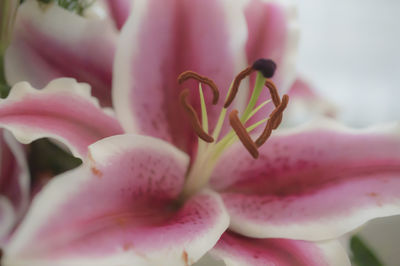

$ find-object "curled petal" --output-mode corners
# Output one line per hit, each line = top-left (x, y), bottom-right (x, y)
(210, 119), (400, 241)
(0, 130), (29, 243)
(5, 0), (117, 106)
(113, 0), (248, 153)
(3, 135), (229, 266)
(211, 231), (350, 266)
(0, 197), (15, 243)
(0, 79), (123, 159)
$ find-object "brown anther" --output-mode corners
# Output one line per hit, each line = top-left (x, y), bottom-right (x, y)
(224, 66), (253, 108)
(255, 94), (289, 147)
(265, 79), (282, 129)
(265, 80), (281, 106)
(179, 89), (214, 143)
(178, 71), (219, 105)
(229, 109), (259, 159)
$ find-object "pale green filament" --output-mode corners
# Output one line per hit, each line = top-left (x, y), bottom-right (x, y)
(247, 99), (271, 122)
(240, 72), (266, 122)
(211, 81), (234, 141)
(199, 83), (208, 132)
(197, 83), (208, 154)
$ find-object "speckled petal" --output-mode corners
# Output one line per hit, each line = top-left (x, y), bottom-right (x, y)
(3, 135), (229, 266)
(211, 231), (350, 266)
(210, 119), (400, 241)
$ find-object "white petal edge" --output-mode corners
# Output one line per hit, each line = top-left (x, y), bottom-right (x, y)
(0, 78), (117, 159)
(211, 239), (351, 266)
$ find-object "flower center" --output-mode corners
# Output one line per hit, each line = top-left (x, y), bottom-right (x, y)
(179, 59), (289, 198)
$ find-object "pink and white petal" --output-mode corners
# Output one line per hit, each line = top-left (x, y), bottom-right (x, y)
(5, 0), (117, 106)
(210, 232), (350, 266)
(104, 0), (132, 30)
(282, 78), (337, 127)
(0, 197), (15, 243)
(0, 79), (123, 159)
(245, 0), (299, 92)
(3, 135), (229, 266)
(0, 130), (30, 242)
(210, 119), (400, 241)
(113, 0), (248, 153)
(244, 0), (299, 127)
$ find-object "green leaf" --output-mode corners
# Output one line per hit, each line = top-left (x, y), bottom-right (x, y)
(37, 0), (95, 15)
(28, 138), (82, 188)
(0, 55), (10, 98)
(350, 235), (384, 266)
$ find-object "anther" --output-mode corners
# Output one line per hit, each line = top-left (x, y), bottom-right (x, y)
(224, 59), (277, 108)
(179, 89), (214, 143)
(229, 109), (259, 159)
(178, 71), (219, 105)
(224, 67), (253, 108)
(255, 94), (289, 147)
(265, 79), (282, 129)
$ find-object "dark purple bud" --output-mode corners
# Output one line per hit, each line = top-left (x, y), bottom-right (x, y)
(252, 59), (276, 78)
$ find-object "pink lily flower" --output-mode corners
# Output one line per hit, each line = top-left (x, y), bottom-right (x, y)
(4, 0), (118, 106)
(0, 0), (399, 265)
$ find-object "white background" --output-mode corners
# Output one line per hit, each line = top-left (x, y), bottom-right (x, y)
(297, 0), (400, 265)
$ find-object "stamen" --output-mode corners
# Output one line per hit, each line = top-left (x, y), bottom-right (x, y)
(229, 109), (259, 159)
(179, 89), (214, 143)
(224, 67), (253, 108)
(264, 80), (280, 106)
(265, 79), (282, 129)
(255, 94), (289, 147)
(178, 71), (219, 105)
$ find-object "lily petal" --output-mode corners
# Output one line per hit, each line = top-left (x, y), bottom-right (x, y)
(210, 231), (350, 266)
(210, 119), (400, 241)
(0, 78), (123, 159)
(104, 0), (132, 30)
(0, 197), (15, 243)
(245, 0), (299, 91)
(5, 0), (117, 106)
(282, 78), (337, 127)
(0, 130), (29, 242)
(3, 135), (229, 266)
(239, 0), (299, 127)
(113, 0), (248, 153)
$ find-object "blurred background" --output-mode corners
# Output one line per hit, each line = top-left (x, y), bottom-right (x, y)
(297, 0), (400, 265)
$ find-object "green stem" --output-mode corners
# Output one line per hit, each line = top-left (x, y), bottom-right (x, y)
(0, 54), (10, 98)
